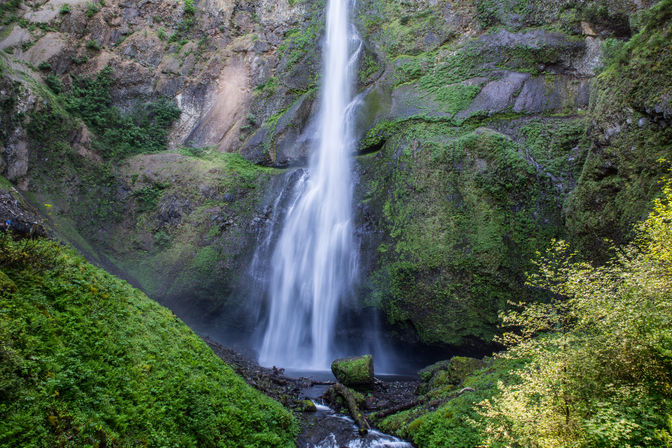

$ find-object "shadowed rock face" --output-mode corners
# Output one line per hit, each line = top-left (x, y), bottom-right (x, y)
(348, 0), (669, 350)
(0, 187), (47, 238)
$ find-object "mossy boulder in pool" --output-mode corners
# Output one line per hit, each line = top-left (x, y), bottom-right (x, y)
(296, 400), (317, 412)
(331, 355), (374, 387)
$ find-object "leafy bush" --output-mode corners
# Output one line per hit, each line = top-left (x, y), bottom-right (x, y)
(0, 233), (298, 446)
(85, 39), (101, 51)
(45, 74), (63, 94)
(59, 4), (71, 14)
(184, 0), (195, 16)
(63, 67), (181, 159)
(479, 180), (672, 447)
(0, 0), (21, 25)
(85, 2), (99, 18)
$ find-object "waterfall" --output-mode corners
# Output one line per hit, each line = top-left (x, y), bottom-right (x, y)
(258, 0), (361, 369)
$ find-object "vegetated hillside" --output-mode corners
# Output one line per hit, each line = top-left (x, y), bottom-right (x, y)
(352, 0), (671, 349)
(0, 224), (298, 446)
(374, 178), (672, 448)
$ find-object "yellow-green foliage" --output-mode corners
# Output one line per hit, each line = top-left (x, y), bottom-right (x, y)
(0, 234), (298, 447)
(479, 179), (672, 447)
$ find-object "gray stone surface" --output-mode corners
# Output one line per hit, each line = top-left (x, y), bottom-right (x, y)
(456, 72), (530, 119)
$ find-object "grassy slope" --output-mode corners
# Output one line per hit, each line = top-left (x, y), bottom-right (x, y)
(0, 233), (297, 447)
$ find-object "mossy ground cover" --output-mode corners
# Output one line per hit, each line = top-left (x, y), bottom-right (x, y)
(104, 149), (281, 306)
(473, 0), (634, 34)
(377, 357), (524, 448)
(0, 233), (298, 447)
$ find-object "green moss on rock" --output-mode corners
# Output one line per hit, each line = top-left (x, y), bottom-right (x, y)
(331, 355), (374, 387)
(360, 122), (562, 346)
(565, 0), (672, 259)
(393, 357), (522, 448)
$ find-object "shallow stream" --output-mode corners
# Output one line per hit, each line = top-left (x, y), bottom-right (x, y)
(294, 371), (414, 448)
(299, 402), (412, 448)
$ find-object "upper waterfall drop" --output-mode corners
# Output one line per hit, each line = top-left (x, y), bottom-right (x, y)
(258, 0), (361, 369)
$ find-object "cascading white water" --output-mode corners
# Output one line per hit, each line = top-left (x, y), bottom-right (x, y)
(259, 0), (361, 369)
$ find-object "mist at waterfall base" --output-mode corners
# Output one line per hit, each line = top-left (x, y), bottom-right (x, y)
(168, 0), (487, 374)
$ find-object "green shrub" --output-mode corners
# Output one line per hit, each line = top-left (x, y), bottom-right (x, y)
(184, 0), (195, 16)
(85, 39), (101, 51)
(71, 54), (89, 65)
(37, 61), (51, 71)
(479, 180), (672, 447)
(63, 67), (181, 159)
(131, 184), (163, 212)
(45, 74), (63, 94)
(59, 4), (71, 14)
(85, 2), (99, 18)
(0, 0), (21, 24)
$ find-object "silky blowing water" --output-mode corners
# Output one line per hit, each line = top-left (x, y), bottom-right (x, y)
(259, 0), (361, 369)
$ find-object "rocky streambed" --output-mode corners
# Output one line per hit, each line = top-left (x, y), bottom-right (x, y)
(205, 338), (420, 447)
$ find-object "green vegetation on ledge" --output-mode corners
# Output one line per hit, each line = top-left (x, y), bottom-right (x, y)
(59, 67), (181, 160)
(0, 233), (298, 447)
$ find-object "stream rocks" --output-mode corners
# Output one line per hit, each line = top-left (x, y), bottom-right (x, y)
(418, 356), (486, 394)
(331, 355), (375, 387)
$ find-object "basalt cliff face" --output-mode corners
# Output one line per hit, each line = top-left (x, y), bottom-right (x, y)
(1, 0), (671, 352)
(0, 0), (324, 334)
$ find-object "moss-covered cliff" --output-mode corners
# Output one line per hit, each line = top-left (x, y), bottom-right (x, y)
(1, 0), (671, 358)
(565, 0), (672, 258)
(352, 0), (670, 348)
